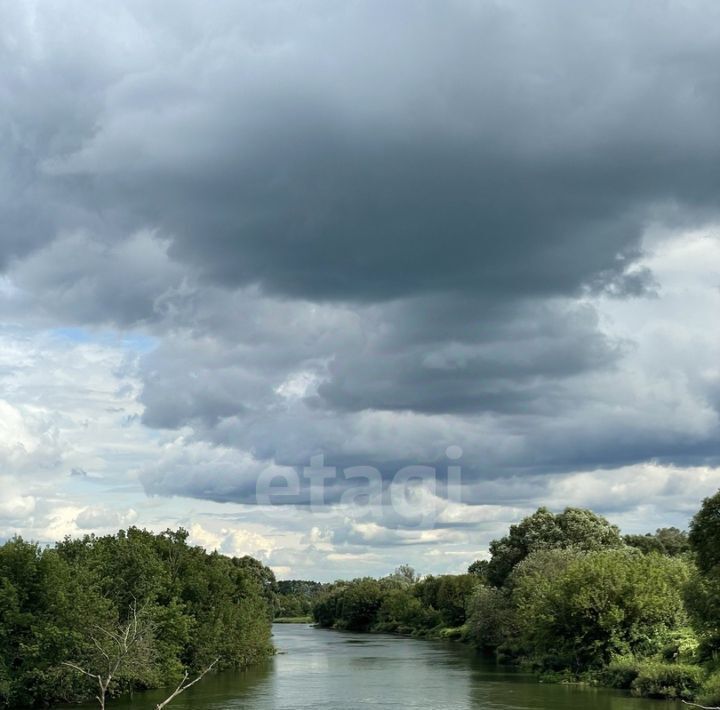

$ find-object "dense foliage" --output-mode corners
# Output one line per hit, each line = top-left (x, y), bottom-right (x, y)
(313, 570), (477, 638)
(274, 580), (326, 620)
(471, 496), (720, 704)
(493, 549), (689, 670)
(313, 499), (720, 705)
(4, 494), (720, 706)
(0, 528), (274, 708)
(625, 527), (690, 557)
(688, 490), (720, 668)
(485, 507), (624, 587)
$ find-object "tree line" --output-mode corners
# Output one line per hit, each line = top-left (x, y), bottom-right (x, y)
(0, 528), (275, 708)
(274, 580), (325, 621)
(311, 492), (720, 706)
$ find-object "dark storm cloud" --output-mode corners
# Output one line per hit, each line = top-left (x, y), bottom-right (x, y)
(315, 299), (624, 415)
(6, 0), (720, 310)
(36, 0), (720, 305)
(0, 1), (134, 268)
(3, 0), (720, 509)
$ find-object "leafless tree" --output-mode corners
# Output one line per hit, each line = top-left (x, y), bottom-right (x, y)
(63, 600), (153, 710)
(63, 600), (220, 709)
(683, 701), (720, 709)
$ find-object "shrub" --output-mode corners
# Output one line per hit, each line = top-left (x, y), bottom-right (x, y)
(466, 586), (515, 650)
(537, 669), (578, 684)
(602, 656), (641, 689)
(660, 627), (700, 663)
(698, 671), (720, 707)
(437, 625), (464, 640)
(510, 549), (690, 671)
(630, 662), (703, 700)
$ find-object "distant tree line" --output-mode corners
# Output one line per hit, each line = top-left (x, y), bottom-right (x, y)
(312, 493), (720, 706)
(274, 580), (326, 620)
(313, 568), (477, 638)
(0, 528), (275, 708)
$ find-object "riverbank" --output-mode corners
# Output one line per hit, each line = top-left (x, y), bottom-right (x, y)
(309, 504), (720, 706)
(0, 529), (276, 709)
(273, 616), (313, 624)
(314, 620), (714, 705)
(62, 624), (691, 709)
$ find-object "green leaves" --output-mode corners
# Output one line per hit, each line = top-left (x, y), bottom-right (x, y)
(506, 549), (690, 670)
(690, 490), (720, 575)
(486, 507), (624, 587)
(0, 529), (275, 708)
(312, 573), (477, 635)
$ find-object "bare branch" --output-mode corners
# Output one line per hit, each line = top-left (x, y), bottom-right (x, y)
(682, 701), (720, 710)
(63, 599), (153, 710)
(154, 658), (220, 710)
(91, 635), (112, 678)
(61, 662), (100, 681)
(93, 625), (124, 646)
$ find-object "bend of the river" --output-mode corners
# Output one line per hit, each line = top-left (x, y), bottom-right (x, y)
(73, 624), (684, 709)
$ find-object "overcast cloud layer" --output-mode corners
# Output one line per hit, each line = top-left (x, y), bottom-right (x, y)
(1, 0), (720, 579)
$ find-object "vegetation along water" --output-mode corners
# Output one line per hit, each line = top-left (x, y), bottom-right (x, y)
(1, 488), (720, 708)
(72, 624), (686, 710)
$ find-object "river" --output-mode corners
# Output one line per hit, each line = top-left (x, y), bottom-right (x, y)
(74, 624), (683, 709)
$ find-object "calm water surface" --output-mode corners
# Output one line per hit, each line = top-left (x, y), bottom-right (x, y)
(74, 624), (683, 709)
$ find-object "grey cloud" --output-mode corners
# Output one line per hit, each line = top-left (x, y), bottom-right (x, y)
(7, 1), (720, 306)
(0, 1), (140, 268)
(137, 293), (623, 433)
(316, 299), (625, 415)
(100, 311), (720, 505)
(3, 231), (185, 327)
(589, 266), (660, 299)
(3, 0), (720, 519)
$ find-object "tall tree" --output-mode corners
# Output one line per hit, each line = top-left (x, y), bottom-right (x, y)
(486, 507), (623, 587)
(689, 491), (720, 575)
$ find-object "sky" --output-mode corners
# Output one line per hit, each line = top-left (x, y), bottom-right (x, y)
(1, 0), (720, 582)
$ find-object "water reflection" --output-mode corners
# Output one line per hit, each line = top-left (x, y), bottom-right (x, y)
(65, 625), (683, 710)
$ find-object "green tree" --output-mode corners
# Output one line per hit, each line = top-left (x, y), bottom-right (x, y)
(487, 507), (623, 587)
(467, 559), (489, 581)
(274, 580), (324, 618)
(510, 549), (690, 671)
(388, 564), (419, 586)
(466, 585), (514, 650)
(687, 490), (720, 657)
(625, 534), (665, 555)
(0, 529), (274, 708)
(436, 575), (477, 627)
(689, 491), (720, 575)
(336, 579), (385, 632)
(376, 588), (434, 632)
(626, 528), (689, 557)
(62, 602), (157, 710)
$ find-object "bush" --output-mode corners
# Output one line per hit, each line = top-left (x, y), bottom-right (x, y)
(0, 529), (275, 708)
(509, 549), (691, 671)
(630, 662), (704, 700)
(698, 671), (720, 707)
(437, 625), (465, 640)
(537, 669), (578, 684)
(602, 657), (641, 689)
(466, 586), (515, 650)
(660, 627), (700, 663)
